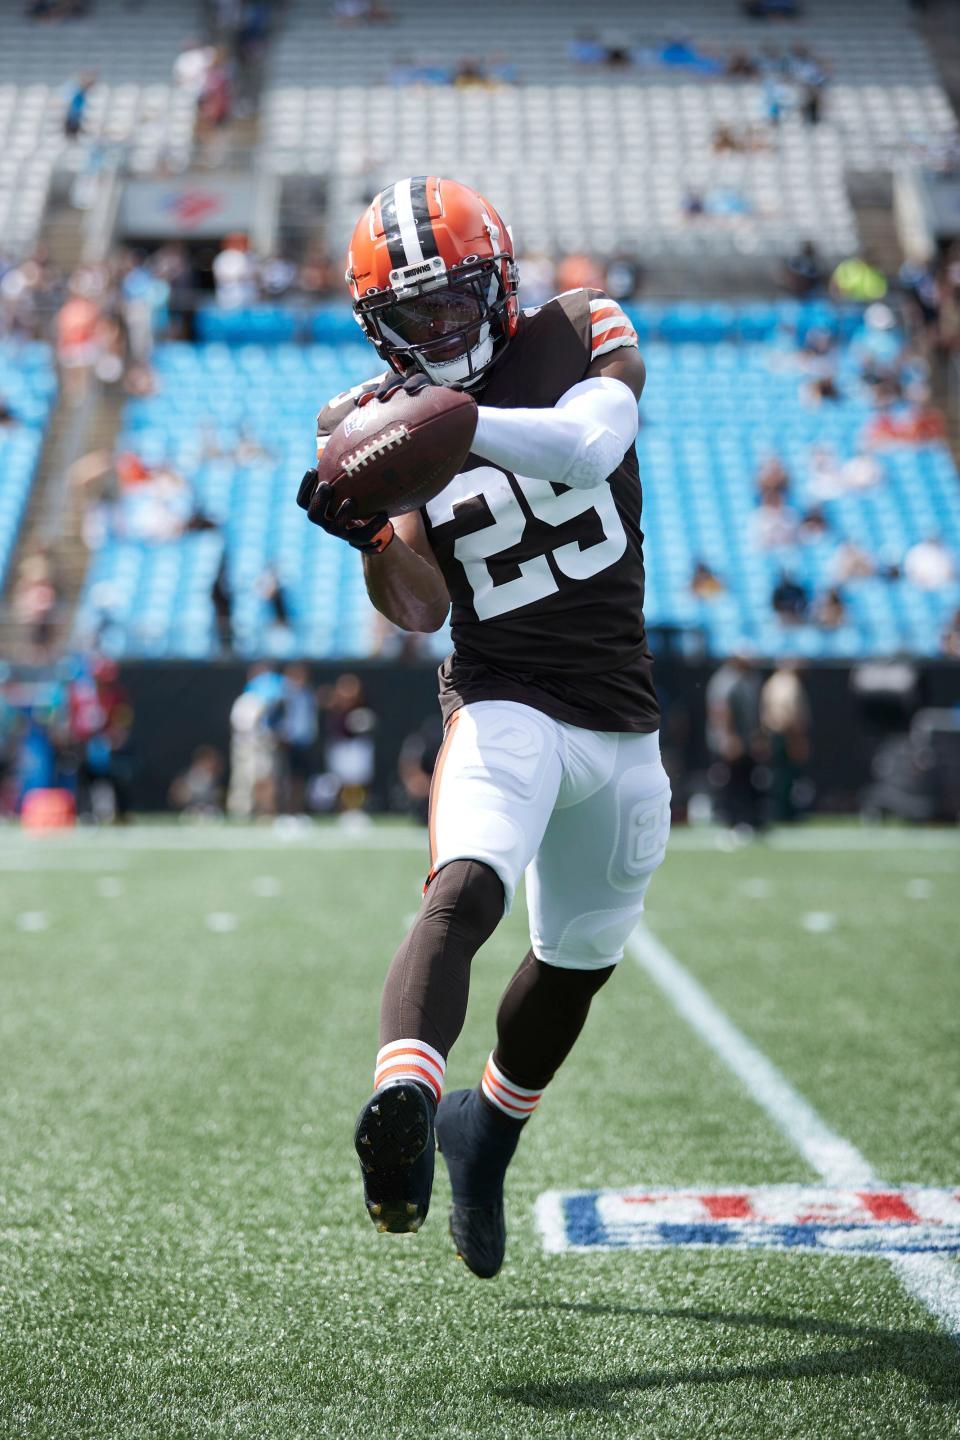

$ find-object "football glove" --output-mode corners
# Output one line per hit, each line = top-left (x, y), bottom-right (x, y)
(364, 370), (434, 406)
(297, 472), (394, 554)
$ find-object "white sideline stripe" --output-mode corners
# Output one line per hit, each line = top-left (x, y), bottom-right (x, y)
(628, 924), (960, 1344)
(0, 826), (957, 856)
(629, 926), (871, 1186)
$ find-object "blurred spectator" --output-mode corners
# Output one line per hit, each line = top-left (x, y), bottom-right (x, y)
(332, 0), (392, 21)
(119, 251), (169, 380)
(780, 240), (824, 298)
(396, 715), (443, 823)
(259, 253), (298, 299)
(690, 560), (725, 599)
(277, 663), (318, 814)
(753, 491), (799, 549)
(63, 71), (96, 139)
(831, 541), (878, 585)
(27, 0), (91, 15)
(830, 254), (888, 304)
(69, 656), (134, 823)
(454, 57), (492, 87)
(866, 402), (946, 447)
(712, 124), (769, 154)
(904, 536), (956, 591)
(756, 455), (790, 501)
(798, 507), (830, 544)
(852, 301), (901, 376)
(762, 73), (788, 127)
(12, 548), (60, 658)
(605, 253), (643, 302)
(213, 233), (257, 309)
(169, 745), (226, 816)
(196, 46), (233, 138)
(842, 451), (883, 492)
(706, 653), (766, 833)
(556, 253), (606, 293)
(941, 609), (960, 659)
(56, 278), (101, 405)
(726, 49), (759, 78)
(212, 554), (233, 654)
(806, 445), (843, 500)
(297, 247), (338, 298)
(227, 664), (283, 819)
(772, 571), (808, 623)
(256, 564), (292, 646)
(812, 586), (848, 629)
(567, 31), (607, 66)
(802, 374), (841, 406)
(807, 445), (882, 502)
(743, 2), (802, 20)
(790, 44), (827, 123)
(173, 39), (217, 100)
(319, 673), (377, 819)
(760, 661), (810, 822)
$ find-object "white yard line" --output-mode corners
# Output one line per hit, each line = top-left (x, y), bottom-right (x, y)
(0, 825), (957, 858)
(628, 924), (960, 1345)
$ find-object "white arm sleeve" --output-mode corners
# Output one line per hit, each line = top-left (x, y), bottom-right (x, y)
(470, 375), (640, 491)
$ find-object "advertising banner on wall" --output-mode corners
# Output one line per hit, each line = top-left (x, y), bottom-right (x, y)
(119, 177), (258, 238)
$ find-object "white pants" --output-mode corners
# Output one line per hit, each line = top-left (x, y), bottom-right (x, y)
(428, 700), (671, 970)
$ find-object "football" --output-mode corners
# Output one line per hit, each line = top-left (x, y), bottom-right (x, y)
(317, 384), (478, 516)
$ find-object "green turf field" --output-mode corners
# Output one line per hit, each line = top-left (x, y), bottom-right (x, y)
(1, 822), (958, 1439)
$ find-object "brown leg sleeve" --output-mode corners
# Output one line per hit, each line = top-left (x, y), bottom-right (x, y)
(378, 859), (504, 1058)
(493, 949), (616, 1092)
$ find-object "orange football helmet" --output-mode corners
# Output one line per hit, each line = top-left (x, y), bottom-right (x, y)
(345, 176), (519, 388)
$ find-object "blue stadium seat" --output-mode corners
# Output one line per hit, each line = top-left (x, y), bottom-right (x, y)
(0, 342), (56, 590)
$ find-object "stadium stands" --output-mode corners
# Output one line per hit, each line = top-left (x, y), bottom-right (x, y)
(0, 342), (56, 591)
(0, 1), (199, 255)
(266, 0), (945, 90)
(73, 302), (960, 663)
(259, 0), (957, 261)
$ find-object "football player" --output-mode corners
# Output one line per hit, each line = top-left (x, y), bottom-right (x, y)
(298, 176), (670, 1277)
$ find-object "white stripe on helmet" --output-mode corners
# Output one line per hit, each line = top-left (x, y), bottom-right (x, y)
(393, 176), (425, 265)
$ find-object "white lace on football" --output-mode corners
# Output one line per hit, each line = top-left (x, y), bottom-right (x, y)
(340, 425), (410, 475)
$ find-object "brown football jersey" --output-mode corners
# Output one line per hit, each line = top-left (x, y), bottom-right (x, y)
(316, 288), (660, 734)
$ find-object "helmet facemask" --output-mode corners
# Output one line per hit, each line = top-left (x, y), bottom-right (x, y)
(353, 256), (518, 389)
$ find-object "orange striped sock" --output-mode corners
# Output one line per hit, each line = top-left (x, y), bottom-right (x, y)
(375, 1038), (445, 1107)
(481, 1052), (542, 1120)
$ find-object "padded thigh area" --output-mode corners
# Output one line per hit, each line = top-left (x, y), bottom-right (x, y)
(528, 738), (671, 969)
(430, 702), (563, 913)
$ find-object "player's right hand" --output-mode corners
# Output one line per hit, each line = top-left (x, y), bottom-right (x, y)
(297, 472), (395, 554)
(370, 370), (433, 405)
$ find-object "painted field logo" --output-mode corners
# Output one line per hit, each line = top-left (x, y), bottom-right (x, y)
(536, 1185), (960, 1255)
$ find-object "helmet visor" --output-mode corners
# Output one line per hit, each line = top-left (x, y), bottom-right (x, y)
(378, 286), (486, 347)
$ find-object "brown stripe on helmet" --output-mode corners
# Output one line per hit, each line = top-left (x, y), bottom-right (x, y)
(409, 175), (440, 259)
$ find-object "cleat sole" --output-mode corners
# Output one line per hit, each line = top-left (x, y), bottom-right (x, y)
(355, 1083), (435, 1235)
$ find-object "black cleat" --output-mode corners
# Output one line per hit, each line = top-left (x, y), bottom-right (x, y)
(354, 1083), (435, 1235)
(435, 1087), (525, 1278)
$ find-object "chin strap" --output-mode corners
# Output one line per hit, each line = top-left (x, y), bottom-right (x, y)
(471, 376), (639, 490)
